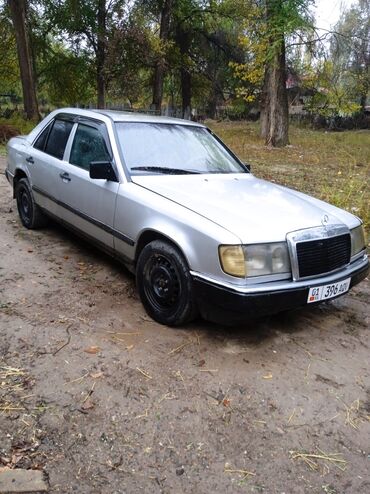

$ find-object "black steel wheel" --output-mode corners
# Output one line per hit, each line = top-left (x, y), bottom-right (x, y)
(15, 178), (48, 229)
(136, 240), (198, 326)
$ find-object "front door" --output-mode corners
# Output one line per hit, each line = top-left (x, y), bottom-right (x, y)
(58, 121), (119, 250)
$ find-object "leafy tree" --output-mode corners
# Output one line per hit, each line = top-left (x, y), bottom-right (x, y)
(40, 47), (96, 106)
(260, 1), (314, 146)
(151, 0), (173, 112)
(301, 59), (361, 118)
(105, 5), (157, 106)
(232, 0), (313, 146)
(42, 0), (126, 108)
(284, 0), (368, 121)
(331, 0), (370, 112)
(7, 0), (40, 119)
(0, 5), (20, 97)
(186, 2), (246, 118)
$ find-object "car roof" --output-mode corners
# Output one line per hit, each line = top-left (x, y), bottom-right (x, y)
(47, 108), (204, 127)
(26, 107), (205, 144)
(92, 109), (204, 127)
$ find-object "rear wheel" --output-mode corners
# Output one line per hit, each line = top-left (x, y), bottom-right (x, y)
(136, 240), (198, 326)
(15, 178), (48, 229)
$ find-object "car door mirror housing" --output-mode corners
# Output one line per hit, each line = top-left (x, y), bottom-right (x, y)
(89, 161), (118, 181)
(244, 162), (251, 172)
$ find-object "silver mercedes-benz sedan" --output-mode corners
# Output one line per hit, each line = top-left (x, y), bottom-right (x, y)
(5, 108), (369, 325)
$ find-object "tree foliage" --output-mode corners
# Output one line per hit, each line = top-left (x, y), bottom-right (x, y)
(0, 6), (20, 96)
(0, 0), (368, 138)
(331, 0), (370, 110)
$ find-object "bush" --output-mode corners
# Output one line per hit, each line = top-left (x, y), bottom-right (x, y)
(0, 112), (36, 142)
(0, 124), (20, 144)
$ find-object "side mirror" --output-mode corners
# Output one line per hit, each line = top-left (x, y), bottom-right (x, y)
(89, 161), (118, 182)
(244, 162), (251, 172)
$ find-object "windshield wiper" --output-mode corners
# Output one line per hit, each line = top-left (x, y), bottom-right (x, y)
(130, 166), (200, 175)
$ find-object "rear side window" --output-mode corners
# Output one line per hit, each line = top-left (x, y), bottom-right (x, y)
(70, 124), (111, 171)
(33, 122), (52, 151)
(44, 119), (74, 160)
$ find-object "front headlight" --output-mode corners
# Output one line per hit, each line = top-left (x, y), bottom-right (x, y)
(219, 242), (291, 278)
(350, 225), (366, 257)
(219, 245), (246, 277)
(243, 242), (291, 277)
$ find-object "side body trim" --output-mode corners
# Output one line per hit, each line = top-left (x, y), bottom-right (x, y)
(32, 185), (135, 246)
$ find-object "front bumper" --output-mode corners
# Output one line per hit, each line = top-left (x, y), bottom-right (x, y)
(192, 255), (369, 324)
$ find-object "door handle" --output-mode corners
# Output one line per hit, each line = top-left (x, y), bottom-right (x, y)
(59, 172), (71, 182)
(26, 156), (34, 164)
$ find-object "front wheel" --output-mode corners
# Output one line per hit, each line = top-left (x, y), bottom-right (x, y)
(136, 240), (198, 326)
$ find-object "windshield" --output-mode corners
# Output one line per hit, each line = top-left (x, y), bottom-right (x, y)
(115, 122), (247, 175)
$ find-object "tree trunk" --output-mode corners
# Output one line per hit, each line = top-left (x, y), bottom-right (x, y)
(208, 82), (222, 119)
(260, 40), (289, 147)
(8, 0), (39, 120)
(96, 0), (106, 109)
(181, 67), (191, 119)
(152, 0), (172, 113)
(360, 93), (367, 113)
(260, 1), (289, 147)
(176, 28), (192, 119)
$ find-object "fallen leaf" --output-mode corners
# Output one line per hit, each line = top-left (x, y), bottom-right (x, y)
(222, 398), (231, 407)
(81, 398), (95, 410)
(90, 371), (103, 379)
(27, 248), (33, 253)
(198, 359), (206, 367)
(263, 373), (273, 379)
(84, 346), (100, 354)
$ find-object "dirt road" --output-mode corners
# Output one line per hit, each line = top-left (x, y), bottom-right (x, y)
(0, 157), (369, 493)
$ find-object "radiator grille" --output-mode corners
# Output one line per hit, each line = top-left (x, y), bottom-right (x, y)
(296, 233), (351, 278)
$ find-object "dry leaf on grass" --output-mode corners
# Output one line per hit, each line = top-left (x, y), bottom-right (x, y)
(84, 346), (100, 354)
(90, 371), (104, 379)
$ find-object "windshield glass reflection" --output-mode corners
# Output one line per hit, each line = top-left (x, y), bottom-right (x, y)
(115, 123), (246, 175)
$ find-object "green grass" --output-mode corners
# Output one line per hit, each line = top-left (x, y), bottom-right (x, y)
(208, 121), (370, 233)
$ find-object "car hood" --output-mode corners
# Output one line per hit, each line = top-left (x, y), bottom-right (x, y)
(132, 174), (359, 243)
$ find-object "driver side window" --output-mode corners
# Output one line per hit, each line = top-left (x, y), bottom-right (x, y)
(70, 124), (111, 171)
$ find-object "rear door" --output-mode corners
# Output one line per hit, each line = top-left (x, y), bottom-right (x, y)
(29, 116), (74, 218)
(58, 120), (119, 250)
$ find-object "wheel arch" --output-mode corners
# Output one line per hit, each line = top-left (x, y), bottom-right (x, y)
(13, 169), (29, 197)
(135, 229), (191, 269)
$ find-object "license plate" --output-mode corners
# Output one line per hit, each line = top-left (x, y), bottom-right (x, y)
(307, 277), (351, 303)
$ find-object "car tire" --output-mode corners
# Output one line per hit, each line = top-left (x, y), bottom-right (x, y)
(136, 240), (198, 326)
(15, 178), (48, 229)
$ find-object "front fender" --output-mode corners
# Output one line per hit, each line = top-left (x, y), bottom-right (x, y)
(114, 182), (244, 286)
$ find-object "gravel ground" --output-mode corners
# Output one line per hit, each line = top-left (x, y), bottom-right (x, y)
(0, 157), (369, 494)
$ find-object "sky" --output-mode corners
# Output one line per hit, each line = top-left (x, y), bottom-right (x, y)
(314, 0), (356, 31)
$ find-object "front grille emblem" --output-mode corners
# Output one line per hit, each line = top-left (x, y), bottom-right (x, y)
(321, 214), (329, 229)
